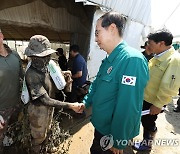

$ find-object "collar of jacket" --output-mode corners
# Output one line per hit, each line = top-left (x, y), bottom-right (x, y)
(106, 41), (127, 63)
(156, 47), (175, 62)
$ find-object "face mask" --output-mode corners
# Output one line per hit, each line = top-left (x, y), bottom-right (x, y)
(31, 55), (51, 71)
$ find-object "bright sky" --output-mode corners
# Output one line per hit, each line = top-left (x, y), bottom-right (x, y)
(151, 0), (180, 39)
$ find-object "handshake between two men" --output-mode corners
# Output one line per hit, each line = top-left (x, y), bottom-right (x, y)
(69, 102), (85, 113)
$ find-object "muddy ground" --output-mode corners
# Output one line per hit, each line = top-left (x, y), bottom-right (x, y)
(3, 98), (180, 154)
(67, 98), (180, 154)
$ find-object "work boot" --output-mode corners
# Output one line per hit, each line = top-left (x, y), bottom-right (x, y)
(133, 128), (157, 151)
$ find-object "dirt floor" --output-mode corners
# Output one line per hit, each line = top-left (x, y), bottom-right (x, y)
(67, 97), (180, 154)
(2, 98), (180, 154)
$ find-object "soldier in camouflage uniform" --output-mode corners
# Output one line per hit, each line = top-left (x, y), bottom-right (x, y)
(24, 35), (83, 153)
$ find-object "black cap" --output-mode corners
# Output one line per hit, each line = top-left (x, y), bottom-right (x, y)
(140, 41), (148, 49)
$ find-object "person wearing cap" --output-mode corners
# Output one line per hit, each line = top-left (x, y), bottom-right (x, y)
(24, 35), (83, 153)
(141, 41), (154, 61)
(0, 29), (23, 152)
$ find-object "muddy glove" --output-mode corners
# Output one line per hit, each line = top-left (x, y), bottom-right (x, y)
(0, 115), (5, 129)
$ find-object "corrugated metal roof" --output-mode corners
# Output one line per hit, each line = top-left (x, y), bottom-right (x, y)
(0, 0), (95, 42)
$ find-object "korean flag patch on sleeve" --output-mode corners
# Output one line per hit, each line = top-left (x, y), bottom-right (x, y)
(121, 75), (136, 86)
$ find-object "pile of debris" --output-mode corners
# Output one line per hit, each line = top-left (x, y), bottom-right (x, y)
(3, 106), (72, 154)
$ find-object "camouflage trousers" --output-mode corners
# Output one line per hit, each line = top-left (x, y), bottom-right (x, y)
(28, 103), (54, 146)
(0, 107), (15, 149)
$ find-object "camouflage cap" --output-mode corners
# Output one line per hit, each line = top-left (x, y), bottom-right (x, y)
(25, 35), (57, 57)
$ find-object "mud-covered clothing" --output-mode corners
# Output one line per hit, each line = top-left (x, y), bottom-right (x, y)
(28, 103), (54, 145)
(25, 65), (55, 145)
(25, 65), (68, 108)
(25, 66), (56, 102)
(25, 65), (69, 145)
(0, 108), (15, 149)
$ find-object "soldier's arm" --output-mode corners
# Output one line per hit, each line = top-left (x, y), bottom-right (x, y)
(38, 93), (70, 108)
(39, 94), (82, 112)
(25, 69), (81, 112)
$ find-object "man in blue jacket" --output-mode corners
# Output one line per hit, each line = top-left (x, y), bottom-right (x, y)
(78, 12), (149, 154)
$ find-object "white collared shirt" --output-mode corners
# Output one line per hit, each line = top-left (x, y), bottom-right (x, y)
(154, 49), (170, 58)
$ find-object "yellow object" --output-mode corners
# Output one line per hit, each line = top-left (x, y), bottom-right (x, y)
(144, 47), (180, 108)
